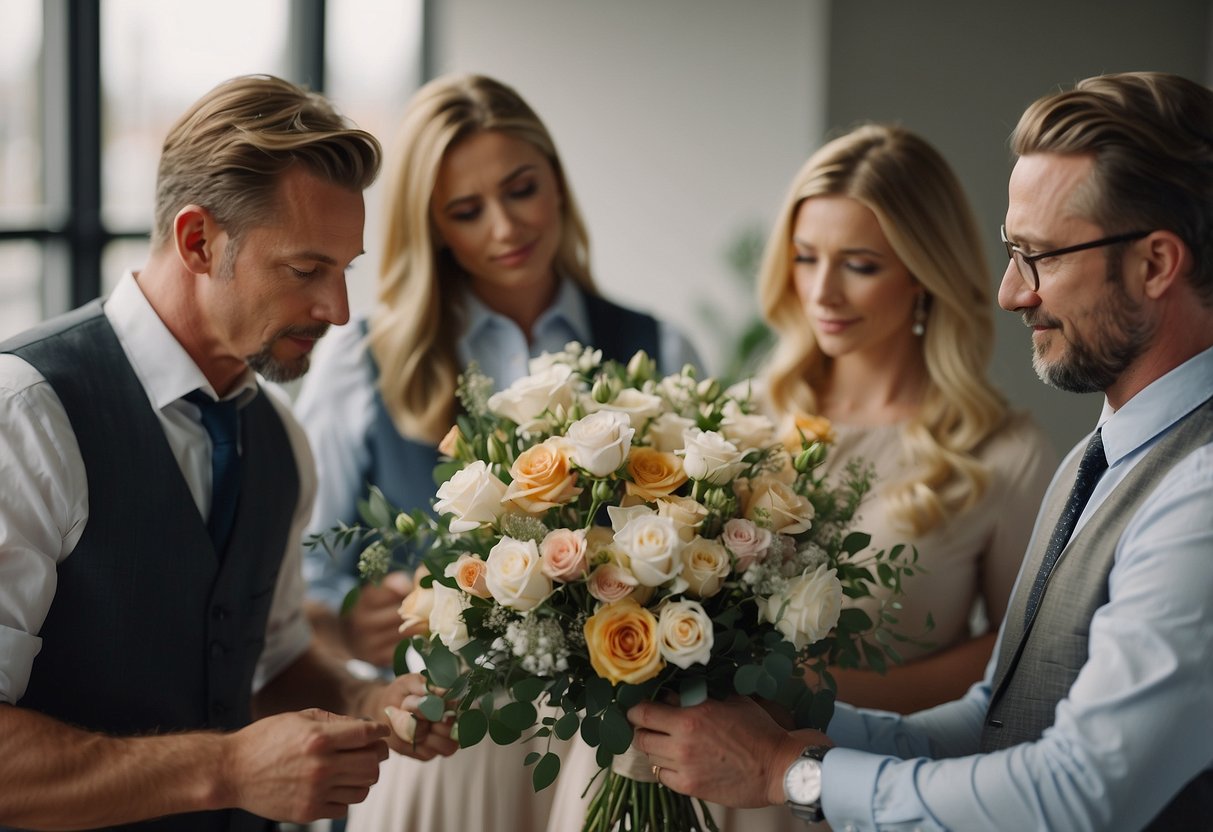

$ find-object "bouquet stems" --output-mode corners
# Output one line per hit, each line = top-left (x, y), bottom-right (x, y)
(583, 767), (720, 832)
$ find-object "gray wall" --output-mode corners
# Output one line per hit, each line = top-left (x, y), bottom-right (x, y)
(826, 0), (1213, 454)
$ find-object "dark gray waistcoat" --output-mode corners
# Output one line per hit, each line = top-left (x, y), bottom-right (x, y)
(980, 397), (1213, 831)
(1, 301), (298, 832)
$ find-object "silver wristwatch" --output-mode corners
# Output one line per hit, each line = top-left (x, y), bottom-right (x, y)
(783, 744), (830, 823)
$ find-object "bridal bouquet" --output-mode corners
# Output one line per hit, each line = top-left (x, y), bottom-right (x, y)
(314, 343), (919, 832)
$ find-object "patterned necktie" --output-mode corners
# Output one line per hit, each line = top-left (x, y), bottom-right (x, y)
(1024, 427), (1108, 625)
(184, 390), (242, 553)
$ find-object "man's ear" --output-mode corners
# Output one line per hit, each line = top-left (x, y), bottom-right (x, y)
(173, 205), (221, 276)
(1139, 229), (1190, 301)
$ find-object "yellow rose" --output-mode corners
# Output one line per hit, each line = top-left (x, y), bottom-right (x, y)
(625, 448), (689, 502)
(503, 438), (582, 513)
(584, 598), (665, 685)
(782, 413), (837, 453)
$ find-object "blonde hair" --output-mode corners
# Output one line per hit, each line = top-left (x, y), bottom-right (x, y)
(1013, 72), (1213, 305)
(153, 74), (381, 247)
(371, 74), (597, 443)
(759, 124), (1007, 535)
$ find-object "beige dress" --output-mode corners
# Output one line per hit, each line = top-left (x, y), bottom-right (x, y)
(544, 411), (1057, 832)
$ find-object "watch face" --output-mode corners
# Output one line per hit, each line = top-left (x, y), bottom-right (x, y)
(784, 757), (823, 805)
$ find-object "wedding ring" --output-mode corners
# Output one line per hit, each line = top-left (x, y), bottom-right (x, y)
(651, 764), (662, 784)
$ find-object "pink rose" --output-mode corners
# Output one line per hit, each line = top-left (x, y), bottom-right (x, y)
(720, 517), (772, 571)
(540, 528), (589, 582)
(587, 562), (640, 604)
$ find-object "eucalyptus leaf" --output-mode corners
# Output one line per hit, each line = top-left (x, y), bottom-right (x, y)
(841, 531), (872, 555)
(457, 709), (487, 747)
(580, 713), (601, 746)
(393, 639), (412, 677)
(524, 751), (541, 766)
(511, 676), (548, 703)
(734, 664), (763, 696)
(554, 711), (581, 741)
(838, 608), (874, 632)
(755, 670), (778, 700)
(339, 585), (360, 616)
(424, 643), (461, 688)
(488, 714), (522, 745)
(585, 676), (613, 715)
(762, 651), (794, 681)
(862, 640), (888, 674)
(418, 694), (446, 722)
(498, 700), (539, 733)
(600, 705), (633, 754)
(679, 676), (708, 707)
(533, 751), (561, 791)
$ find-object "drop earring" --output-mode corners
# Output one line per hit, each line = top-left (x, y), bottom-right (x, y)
(912, 293), (928, 337)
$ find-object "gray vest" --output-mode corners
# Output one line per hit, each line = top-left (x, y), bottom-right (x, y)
(2, 301), (298, 832)
(981, 397), (1213, 830)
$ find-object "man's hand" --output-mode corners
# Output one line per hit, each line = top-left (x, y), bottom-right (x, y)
(221, 709), (389, 822)
(342, 571), (413, 667)
(628, 696), (828, 809)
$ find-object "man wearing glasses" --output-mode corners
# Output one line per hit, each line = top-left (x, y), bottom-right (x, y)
(624, 71), (1213, 831)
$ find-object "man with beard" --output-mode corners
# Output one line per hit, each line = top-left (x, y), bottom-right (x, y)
(0, 76), (456, 832)
(623, 72), (1213, 831)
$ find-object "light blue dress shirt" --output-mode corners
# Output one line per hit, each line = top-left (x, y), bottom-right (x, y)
(295, 280), (701, 609)
(819, 345), (1213, 831)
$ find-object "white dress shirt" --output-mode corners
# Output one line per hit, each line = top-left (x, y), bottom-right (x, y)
(819, 345), (1213, 831)
(0, 272), (313, 704)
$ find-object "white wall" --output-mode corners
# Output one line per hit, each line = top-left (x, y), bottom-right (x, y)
(425, 0), (829, 373)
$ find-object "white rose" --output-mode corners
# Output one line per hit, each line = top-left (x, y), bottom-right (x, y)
(612, 515), (683, 587)
(484, 536), (552, 611)
(433, 460), (509, 533)
(428, 583), (471, 651)
(590, 388), (665, 432)
(744, 476), (815, 535)
(719, 400), (776, 450)
(720, 517), (773, 572)
(487, 364), (575, 427)
(606, 503), (655, 533)
(679, 536), (731, 598)
(656, 599), (715, 669)
(680, 429), (748, 485)
(566, 411), (635, 477)
(655, 496), (709, 542)
(762, 563), (843, 649)
(645, 412), (696, 453)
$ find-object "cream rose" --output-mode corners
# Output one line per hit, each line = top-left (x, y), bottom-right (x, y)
(540, 528), (589, 582)
(586, 562), (640, 604)
(566, 411), (635, 477)
(445, 554), (490, 598)
(720, 517), (773, 572)
(487, 364), (575, 428)
(584, 598), (665, 685)
(681, 428), (747, 485)
(584, 526), (616, 563)
(719, 400), (776, 450)
(437, 424), (462, 458)
(484, 536), (552, 611)
(433, 460), (509, 533)
(655, 496), (709, 542)
(590, 388), (665, 432)
(744, 476), (815, 534)
(762, 563), (843, 650)
(612, 514), (683, 587)
(625, 448), (689, 502)
(503, 438), (582, 513)
(428, 582), (471, 651)
(656, 599), (715, 669)
(646, 412), (696, 453)
(397, 567), (434, 634)
(679, 536), (731, 598)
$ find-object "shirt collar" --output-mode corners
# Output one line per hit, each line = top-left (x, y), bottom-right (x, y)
(104, 272), (259, 410)
(457, 278), (592, 358)
(1099, 343), (1213, 467)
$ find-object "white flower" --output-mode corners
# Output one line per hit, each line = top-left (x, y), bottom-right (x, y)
(566, 411), (635, 477)
(485, 536), (552, 611)
(656, 599), (714, 669)
(720, 517), (773, 571)
(487, 364), (575, 428)
(679, 536), (731, 598)
(590, 387), (665, 432)
(680, 428), (747, 485)
(655, 496), (709, 542)
(612, 515), (684, 587)
(429, 583), (471, 651)
(761, 563), (843, 650)
(719, 400), (776, 450)
(606, 503), (655, 533)
(646, 412), (696, 453)
(433, 460), (508, 533)
(744, 476), (815, 535)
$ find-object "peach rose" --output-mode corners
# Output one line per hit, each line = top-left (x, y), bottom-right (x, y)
(397, 567), (434, 635)
(444, 554), (490, 598)
(782, 413), (837, 453)
(586, 562), (640, 604)
(625, 448), (689, 502)
(540, 528), (589, 582)
(503, 438), (582, 513)
(584, 598), (665, 685)
(438, 424), (462, 458)
(744, 476), (816, 535)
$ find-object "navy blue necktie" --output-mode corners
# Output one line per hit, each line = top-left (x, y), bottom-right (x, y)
(185, 390), (242, 554)
(1024, 428), (1107, 625)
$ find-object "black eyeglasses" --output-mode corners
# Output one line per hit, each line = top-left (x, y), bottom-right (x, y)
(1000, 225), (1151, 291)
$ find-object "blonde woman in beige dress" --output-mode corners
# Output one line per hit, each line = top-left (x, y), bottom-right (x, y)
(546, 124), (1056, 831)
